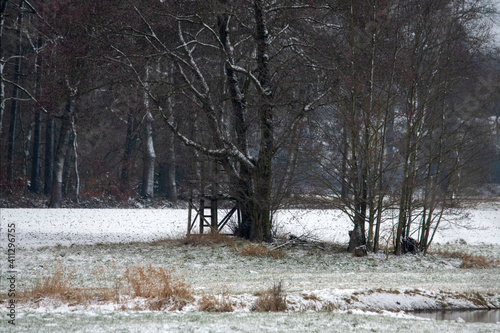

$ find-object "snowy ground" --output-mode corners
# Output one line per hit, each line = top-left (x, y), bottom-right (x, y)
(1, 206), (499, 332)
(1, 206), (499, 248)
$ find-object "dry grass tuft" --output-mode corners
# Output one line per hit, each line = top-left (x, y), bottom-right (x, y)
(302, 293), (320, 301)
(29, 261), (85, 304)
(460, 292), (489, 307)
(124, 265), (194, 310)
(461, 254), (498, 269)
(252, 281), (287, 312)
(198, 289), (234, 312)
(433, 249), (465, 259)
(27, 262), (121, 305)
(25, 263), (195, 310)
(433, 249), (499, 269)
(181, 233), (235, 247)
(239, 243), (268, 257)
(268, 248), (285, 259)
(238, 243), (285, 259)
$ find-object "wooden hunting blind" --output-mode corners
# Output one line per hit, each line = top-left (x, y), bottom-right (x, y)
(186, 159), (240, 235)
(187, 195), (240, 235)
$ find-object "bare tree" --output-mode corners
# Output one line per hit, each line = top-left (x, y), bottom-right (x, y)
(107, 0), (327, 240)
(304, 0), (495, 254)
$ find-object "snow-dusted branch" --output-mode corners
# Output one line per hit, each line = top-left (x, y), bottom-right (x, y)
(177, 21), (211, 99)
(2, 78), (42, 106)
(160, 110), (255, 170)
(227, 63), (270, 96)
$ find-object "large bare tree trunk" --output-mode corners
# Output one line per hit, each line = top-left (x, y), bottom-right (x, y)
(249, 0), (274, 242)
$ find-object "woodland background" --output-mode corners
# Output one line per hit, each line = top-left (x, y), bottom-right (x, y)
(1, 0), (500, 253)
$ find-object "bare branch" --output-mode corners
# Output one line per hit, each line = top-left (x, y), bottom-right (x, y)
(226, 63), (270, 96)
(3, 78), (36, 101)
(159, 110), (255, 170)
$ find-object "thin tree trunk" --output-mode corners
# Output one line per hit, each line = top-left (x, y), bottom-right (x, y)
(62, 134), (73, 196)
(49, 98), (74, 208)
(162, 132), (177, 202)
(141, 110), (155, 198)
(44, 115), (55, 195)
(120, 114), (137, 193)
(0, 0), (8, 137)
(373, 37), (398, 252)
(341, 128), (348, 200)
(7, 1), (24, 183)
(30, 38), (43, 193)
(21, 114), (32, 193)
(30, 110), (42, 192)
(7, 94), (19, 183)
(163, 89), (177, 202)
(71, 115), (79, 202)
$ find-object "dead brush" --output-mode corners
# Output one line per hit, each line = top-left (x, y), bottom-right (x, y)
(238, 243), (284, 259)
(180, 233), (235, 247)
(29, 261), (85, 304)
(28, 262), (120, 305)
(461, 254), (499, 269)
(433, 249), (499, 268)
(433, 249), (466, 259)
(123, 265), (194, 310)
(198, 288), (234, 312)
(92, 265), (123, 303)
(252, 281), (287, 312)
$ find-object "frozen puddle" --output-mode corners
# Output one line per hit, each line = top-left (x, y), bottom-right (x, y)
(411, 309), (500, 323)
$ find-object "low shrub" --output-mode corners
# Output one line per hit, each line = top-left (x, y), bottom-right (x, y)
(124, 265), (194, 310)
(29, 261), (92, 305)
(432, 249), (499, 268)
(461, 254), (497, 269)
(198, 289), (234, 312)
(252, 281), (287, 312)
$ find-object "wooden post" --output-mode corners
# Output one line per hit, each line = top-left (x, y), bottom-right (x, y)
(211, 197), (218, 232)
(200, 159), (206, 234)
(187, 197), (192, 235)
(211, 161), (218, 232)
(199, 197), (205, 234)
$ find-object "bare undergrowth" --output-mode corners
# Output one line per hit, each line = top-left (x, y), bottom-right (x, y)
(252, 281), (287, 312)
(179, 233), (236, 247)
(124, 265), (194, 310)
(237, 243), (285, 259)
(198, 289), (234, 312)
(25, 263), (194, 310)
(29, 261), (83, 304)
(178, 233), (285, 258)
(461, 254), (500, 269)
(18, 241), (500, 314)
(432, 249), (500, 268)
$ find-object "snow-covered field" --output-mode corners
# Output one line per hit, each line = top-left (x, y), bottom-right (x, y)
(1, 206), (499, 248)
(1, 206), (499, 332)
